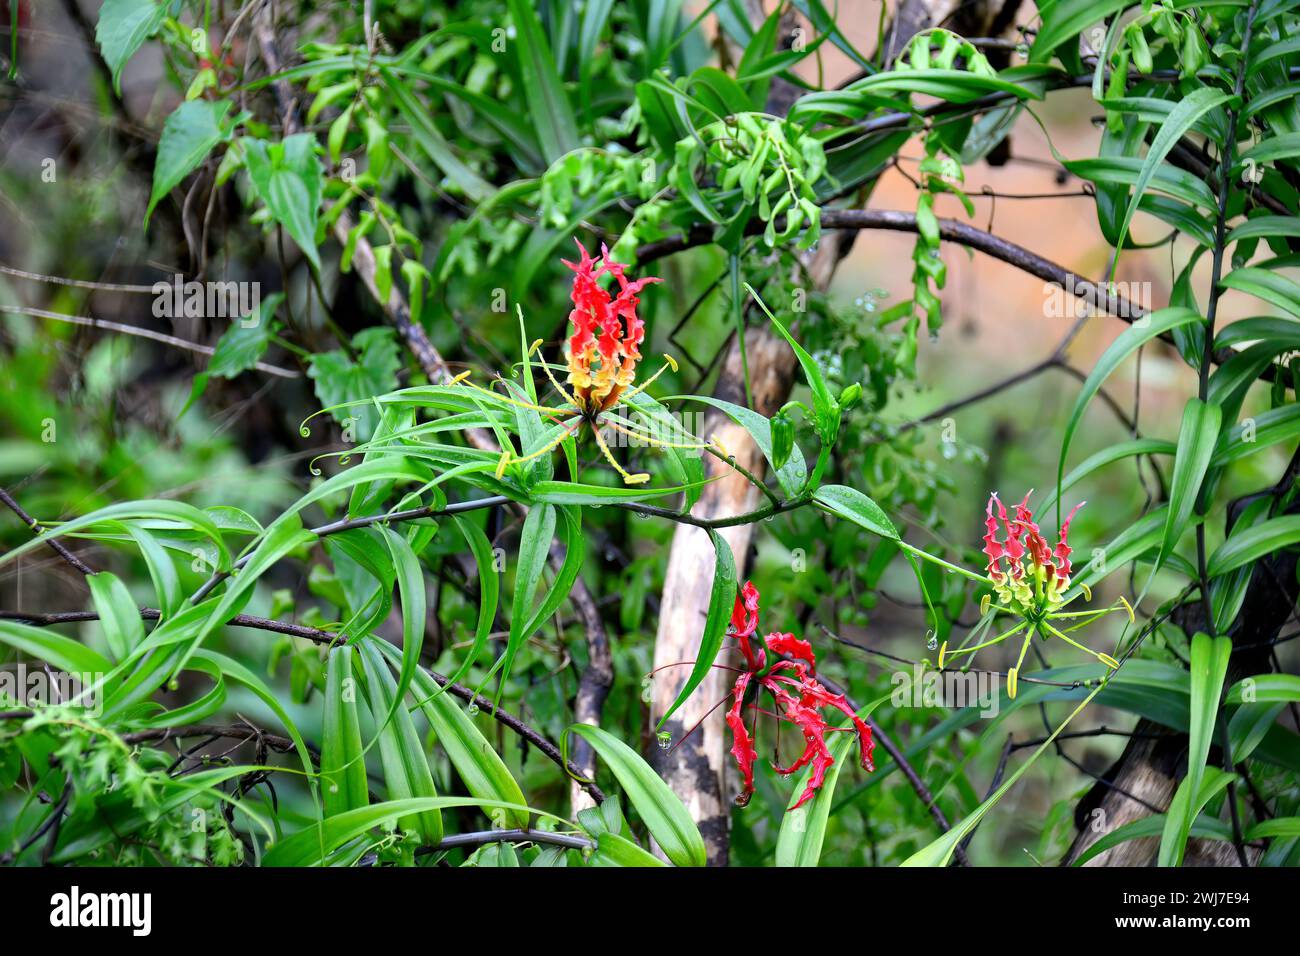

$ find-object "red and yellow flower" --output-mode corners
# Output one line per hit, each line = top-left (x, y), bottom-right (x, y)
(938, 492), (1132, 698)
(725, 581), (874, 809)
(452, 241), (720, 484)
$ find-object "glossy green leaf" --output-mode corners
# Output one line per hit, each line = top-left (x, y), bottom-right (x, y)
(1207, 514), (1300, 577)
(263, 797), (547, 866)
(356, 639), (442, 844)
(507, 0), (579, 162)
(1159, 398), (1221, 570)
(1057, 308), (1202, 501)
(813, 484), (900, 540)
(87, 571), (145, 662)
(1159, 633), (1231, 867)
(322, 645), (368, 818)
(148, 100), (235, 225)
(95, 0), (165, 93)
(568, 724), (706, 867)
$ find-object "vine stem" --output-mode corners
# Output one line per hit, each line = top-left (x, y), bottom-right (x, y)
(897, 539), (989, 585)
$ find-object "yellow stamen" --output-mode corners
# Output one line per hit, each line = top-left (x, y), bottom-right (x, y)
(937, 641), (947, 669)
(618, 355), (680, 403)
(712, 436), (731, 460)
(459, 378), (567, 415)
(938, 621), (1027, 660)
(980, 593), (991, 616)
(1080, 582), (1092, 601)
(495, 450), (511, 479)
(511, 419), (583, 466)
(603, 420), (712, 451)
(1007, 667), (1019, 700)
(450, 370), (473, 384)
(591, 421), (650, 484)
(1045, 623), (1120, 671)
(1119, 595), (1134, 623)
(532, 351), (578, 407)
(1013, 626), (1035, 672)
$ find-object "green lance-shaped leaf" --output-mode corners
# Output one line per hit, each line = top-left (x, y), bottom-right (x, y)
(372, 528), (424, 737)
(446, 514), (499, 689)
(1207, 514), (1300, 578)
(376, 641), (529, 830)
(0, 621), (114, 678)
(1072, 807), (1233, 866)
(322, 645), (368, 818)
(1110, 88), (1232, 258)
(776, 692), (891, 866)
(1159, 632), (1232, 866)
(86, 571), (145, 662)
(506, 0), (580, 162)
(812, 484), (901, 540)
(567, 724), (707, 867)
(1057, 307), (1202, 507)
(1245, 817), (1300, 841)
(0, 499), (230, 571)
(122, 523), (182, 618)
(1158, 398), (1222, 572)
(263, 798), (551, 867)
(355, 640), (442, 845)
(658, 529), (736, 730)
(746, 283), (840, 444)
(591, 831), (667, 867)
(490, 502), (556, 702)
(1225, 674), (1300, 706)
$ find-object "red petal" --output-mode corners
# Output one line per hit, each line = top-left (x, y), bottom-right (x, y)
(1014, 493), (1055, 573)
(1053, 501), (1084, 583)
(983, 493), (1006, 581)
(725, 673), (757, 807)
(767, 632), (817, 670)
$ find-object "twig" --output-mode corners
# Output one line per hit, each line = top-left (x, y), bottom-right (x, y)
(0, 305), (300, 378)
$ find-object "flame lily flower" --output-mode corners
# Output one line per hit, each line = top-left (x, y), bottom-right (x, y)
(725, 581), (874, 809)
(451, 241), (722, 484)
(938, 492), (1133, 698)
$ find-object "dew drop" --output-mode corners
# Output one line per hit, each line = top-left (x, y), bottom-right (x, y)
(926, 630), (938, 651)
(656, 730), (672, 750)
(466, 701), (480, 716)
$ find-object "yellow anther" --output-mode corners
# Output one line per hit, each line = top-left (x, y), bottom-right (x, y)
(450, 370), (472, 384)
(711, 436), (731, 460)
(1119, 595), (1134, 623)
(937, 641), (947, 669)
(495, 450), (511, 479)
(1007, 667), (1018, 700)
(980, 593), (991, 616)
(1099, 653), (1120, 670)
(663, 353), (679, 373)
(528, 339), (545, 356)
(1080, 582), (1092, 601)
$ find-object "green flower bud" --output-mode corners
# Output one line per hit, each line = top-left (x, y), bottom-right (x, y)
(1181, 26), (1207, 78)
(838, 382), (863, 411)
(771, 411), (795, 471)
(1127, 24), (1153, 75)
